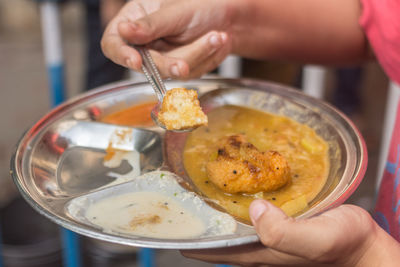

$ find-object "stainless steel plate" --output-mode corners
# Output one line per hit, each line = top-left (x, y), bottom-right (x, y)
(11, 78), (367, 249)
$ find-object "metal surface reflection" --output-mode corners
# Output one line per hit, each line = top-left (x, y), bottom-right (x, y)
(11, 78), (367, 249)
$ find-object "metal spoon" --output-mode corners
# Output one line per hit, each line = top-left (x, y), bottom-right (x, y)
(136, 46), (197, 132)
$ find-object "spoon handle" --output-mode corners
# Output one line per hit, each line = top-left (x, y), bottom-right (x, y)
(136, 46), (167, 102)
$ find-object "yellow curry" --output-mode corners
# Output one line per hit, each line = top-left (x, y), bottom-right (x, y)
(183, 105), (329, 221)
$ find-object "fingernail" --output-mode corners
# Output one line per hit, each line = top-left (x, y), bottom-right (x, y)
(171, 65), (180, 77)
(209, 34), (221, 47)
(250, 200), (268, 222)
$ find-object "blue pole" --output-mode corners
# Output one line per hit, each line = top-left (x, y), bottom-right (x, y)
(39, 1), (80, 267)
(139, 248), (155, 267)
(48, 64), (65, 105)
(216, 265), (231, 267)
(61, 228), (81, 267)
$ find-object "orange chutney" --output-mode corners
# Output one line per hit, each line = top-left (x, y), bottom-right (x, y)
(101, 102), (156, 127)
(100, 102), (156, 160)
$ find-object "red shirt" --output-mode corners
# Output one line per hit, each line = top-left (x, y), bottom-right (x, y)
(360, 0), (400, 241)
(359, 0), (400, 84)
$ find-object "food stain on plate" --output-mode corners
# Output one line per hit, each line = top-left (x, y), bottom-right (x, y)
(66, 171), (237, 239)
(86, 191), (207, 239)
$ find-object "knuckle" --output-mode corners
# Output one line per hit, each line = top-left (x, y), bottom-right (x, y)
(258, 223), (286, 248)
(138, 19), (155, 42)
(257, 215), (297, 249)
(339, 205), (375, 236)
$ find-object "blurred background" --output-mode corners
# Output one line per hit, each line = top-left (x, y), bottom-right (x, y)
(0, 0), (390, 266)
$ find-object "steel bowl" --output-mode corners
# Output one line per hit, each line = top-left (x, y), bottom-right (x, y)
(11, 78), (367, 249)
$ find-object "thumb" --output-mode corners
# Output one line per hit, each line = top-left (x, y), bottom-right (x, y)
(249, 200), (340, 260)
(118, 5), (196, 45)
(250, 200), (294, 250)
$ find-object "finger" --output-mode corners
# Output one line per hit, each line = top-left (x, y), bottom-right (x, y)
(181, 243), (317, 266)
(165, 31), (229, 76)
(146, 50), (189, 79)
(141, 31), (229, 79)
(186, 33), (232, 79)
(118, 5), (198, 45)
(115, 1), (159, 26)
(249, 201), (371, 262)
(149, 39), (176, 52)
(101, 3), (144, 70)
(101, 1), (163, 71)
(101, 33), (142, 70)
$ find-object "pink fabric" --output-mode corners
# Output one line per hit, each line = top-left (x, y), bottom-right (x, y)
(359, 0), (400, 84)
(374, 98), (400, 241)
(362, 0), (400, 241)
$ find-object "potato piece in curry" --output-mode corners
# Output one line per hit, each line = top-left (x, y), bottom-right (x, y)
(206, 135), (291, 194)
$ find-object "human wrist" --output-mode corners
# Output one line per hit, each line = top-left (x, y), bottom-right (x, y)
(226, 0), (253, 55)
(226, 0), (274, 58)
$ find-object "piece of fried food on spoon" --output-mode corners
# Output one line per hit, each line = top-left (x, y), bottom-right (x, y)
(158, 88), (208, 130)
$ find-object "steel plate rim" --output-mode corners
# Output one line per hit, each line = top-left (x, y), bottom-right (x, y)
(10, 77), (367, 249)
